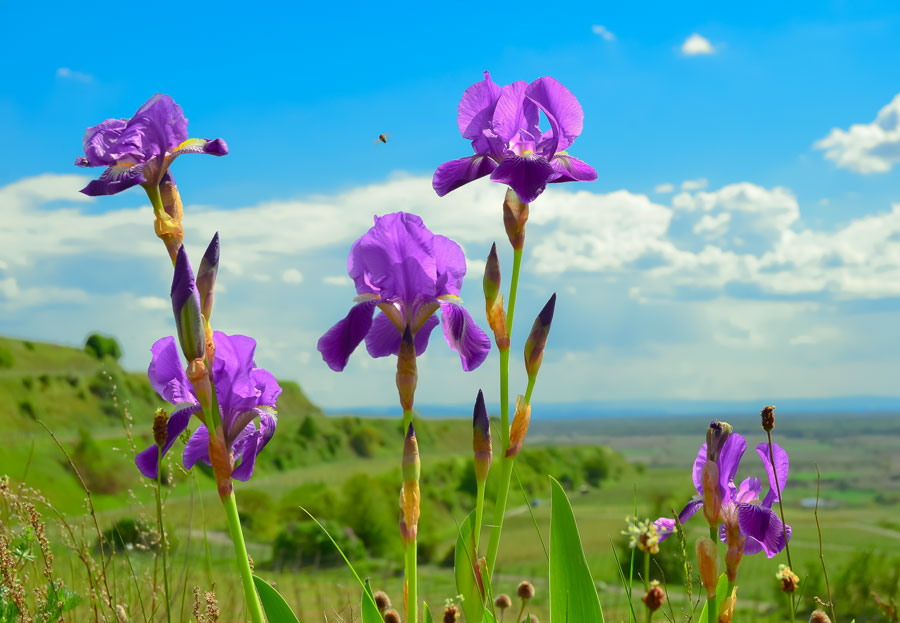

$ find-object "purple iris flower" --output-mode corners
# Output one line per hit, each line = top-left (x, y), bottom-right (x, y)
(75, 94), (227, 196)
(135, 332), (280, 482)
(433, 72), (597, 204)
(317, 212), (491, 372)
(654, 434), (792, 558)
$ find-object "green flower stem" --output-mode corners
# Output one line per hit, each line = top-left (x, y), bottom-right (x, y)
(505, 249), (523, 331)
(406, 538), (418, 623)
(145, 184), (165, 215)
(155, 447), (171, 623)
(474, 480), (486, 553)
(222, 491), (265, 623)
(787, 590), (795, 623)
(643, 551), (650, 623)
(707, 525), (717, 623)
(403, 408), (413, 435)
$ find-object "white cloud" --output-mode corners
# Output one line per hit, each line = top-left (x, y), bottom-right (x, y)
(56, 67), (93, 83)
(681, 177), (708, 191)
(654, 183), (675, 194)
(137, 296), (168, 310)
(815, 93), (900, 174)
(323, 275), (350, 286)
(0, 277), (89, 309)
(591, 25), (615, 41)
(681, 33), (715, 56)
(282, 268), (304, 284)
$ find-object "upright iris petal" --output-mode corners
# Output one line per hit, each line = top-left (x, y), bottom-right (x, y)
(75, 94), (228, 196)
(135, 332), (281, 481)
(317, 212), (491, 372)
(434, 73), (596, 203)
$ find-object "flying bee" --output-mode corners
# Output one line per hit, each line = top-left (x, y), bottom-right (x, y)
(374, 132), (391, 145)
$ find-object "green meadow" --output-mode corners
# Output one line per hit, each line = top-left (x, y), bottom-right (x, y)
(1, 334), (898, 622)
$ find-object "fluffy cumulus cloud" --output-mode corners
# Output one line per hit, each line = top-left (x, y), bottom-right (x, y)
(4, 172), (900, 407)
(681, 33), (715, 56)
(815, 93), (900, 174)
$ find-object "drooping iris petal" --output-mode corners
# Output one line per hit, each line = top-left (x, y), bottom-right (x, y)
(365, 313), (440, 358)
(756, 442), (790, 508)
(490, 155), (555, 204)
(80, 162), (148, 196)
(432, 155), (498, 197)
(492, 81), (539, 143)
(348, 213), (437, 302)
(743, 536), (765, 556)
(317, 300), (378, 371)
(549, 153), (598, 183)
(169, 137), (229, 158)
(135, 404), (200, 479)
(148, 337), (195, 405)
(737, 503), (790, 558)
(439, 301), (491, 371)
(432, 234), (467, 297)
(457, 71), (502, 140)
(183, 424), (211, 469)
(691, 443), (707, 494)
(231, 428), (260, 482)
(525, 77), (584, 153)
(655, 497), (703, 542)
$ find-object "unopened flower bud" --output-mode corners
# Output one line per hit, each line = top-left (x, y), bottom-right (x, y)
(373, 591), (390, 614)
(517, 581), (535, 601)
(172, 246), (205, 362)
(776, 564), (799, 593)
(506, 395), (531, 458)
(443, 603), (460, 623)
(718, 586), (738, 623)
(641, 581), (665, 613)
(761, 405), (775, 432)
(399, 423), (420, 545)
(503, 188), (529, 250)
(809, 610), (831, 623)
(383, 609), (401, 623)
(484, 242), (501, 306)
(701, 460), (721, 527)
(396, 325), (418, 412)
(695, 537), (719, 599)
(472, 390), (492, 484)
(725, 534), (745, 582)
(494, 594), (512, 610)
(197, 232), (219, 322)
(152, 408), (169, 448)
(706, 420), (732, 462)
(524, 293), (556, 380)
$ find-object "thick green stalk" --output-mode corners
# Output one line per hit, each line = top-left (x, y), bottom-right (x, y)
(707, 525), (717, 623)
(145, 184), (165, 215)
(505, 249), (523, 331)
(222, 492), (265, 623)
(406, 539), (417, 623)
(474, 480), (486, 553)
(403, 408), (413, 435)
(155, 447), (171, 623)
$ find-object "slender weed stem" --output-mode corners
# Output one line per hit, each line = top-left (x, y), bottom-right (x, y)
(815, 465), (837, 623)
(766, 429), (795, 614)
(155, 448), (172, 623)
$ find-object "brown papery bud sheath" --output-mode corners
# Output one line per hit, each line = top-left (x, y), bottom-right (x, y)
(696, 537), (719, 599)
(396, 325), (418, 412)
(701, 460), (721, 527)
(506, 395), (531, 457)
(718, 586), (738, 623)
(503, 188), (529, 250)
(399, 423), (420, 545)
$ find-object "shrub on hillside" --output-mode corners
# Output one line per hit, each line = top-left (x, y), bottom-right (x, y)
(0, 346), (13, 368)
(271, 520), (364, 570)
(100, 517), (161, 553)
(278, 482), (340, 524)
(68, 428), (132, 494)
(339, 474), (395, 556)
(84, 333), (122, 361)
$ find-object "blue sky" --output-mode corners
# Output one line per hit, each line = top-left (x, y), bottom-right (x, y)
(3, 1), (900, 409)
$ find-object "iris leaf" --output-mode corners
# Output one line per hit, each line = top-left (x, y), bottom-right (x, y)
(252, 575), (299, 623)
(549, 477), (605, 623)
(697, 573), (729, 622)
(455, 510), (484, 623)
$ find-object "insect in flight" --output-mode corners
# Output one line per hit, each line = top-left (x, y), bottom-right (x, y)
(375, 133), (391, 145)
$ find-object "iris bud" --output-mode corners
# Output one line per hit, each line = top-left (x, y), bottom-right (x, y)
(399, 423), (420, 545)
(701, 460), (721, 526)
(524, 293), (556, 380)
(171, 246), (205, 363)
(506, 395), (531, 458)
(472, 389), (492, 484)
(695, 537), (719, 599)
(503, 188), (529, 250)
(706, 420), (732, 462)
(197, 232), (219, 322)
(483, 243), (501, 306)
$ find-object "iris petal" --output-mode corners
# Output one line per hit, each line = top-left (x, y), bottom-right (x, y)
(549, 154), (598, 183)
(492, 81), (539, 143)
(756, 442), (790, 508)
(432, 155), (498, 197)
(148, 337), (195, 405)
(183, 425), (211, 469)
(490, 155), (555, 204)
(439, 301), (491, 371)
(737, 503), (790, 558)
(525, 77), (585, 152)
(134, 404), (200, 479)
(79, 162), (147, 196)
(317, 300), (377, 371)
(457, 71), (502, 140)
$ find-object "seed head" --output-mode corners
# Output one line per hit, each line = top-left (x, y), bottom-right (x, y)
(443, 603), (460, 623)
(761, 405), (776, 432)
(641, 581), (665, 612)
(494, 594), (512, 610)
(517, 580), (535, 600)
(383, 609), (401, 623)
(373, 590), (390, 614)
(776, 564), (800, 592)
(152, 408), (169, 448)
(809, 610), (832, 623)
